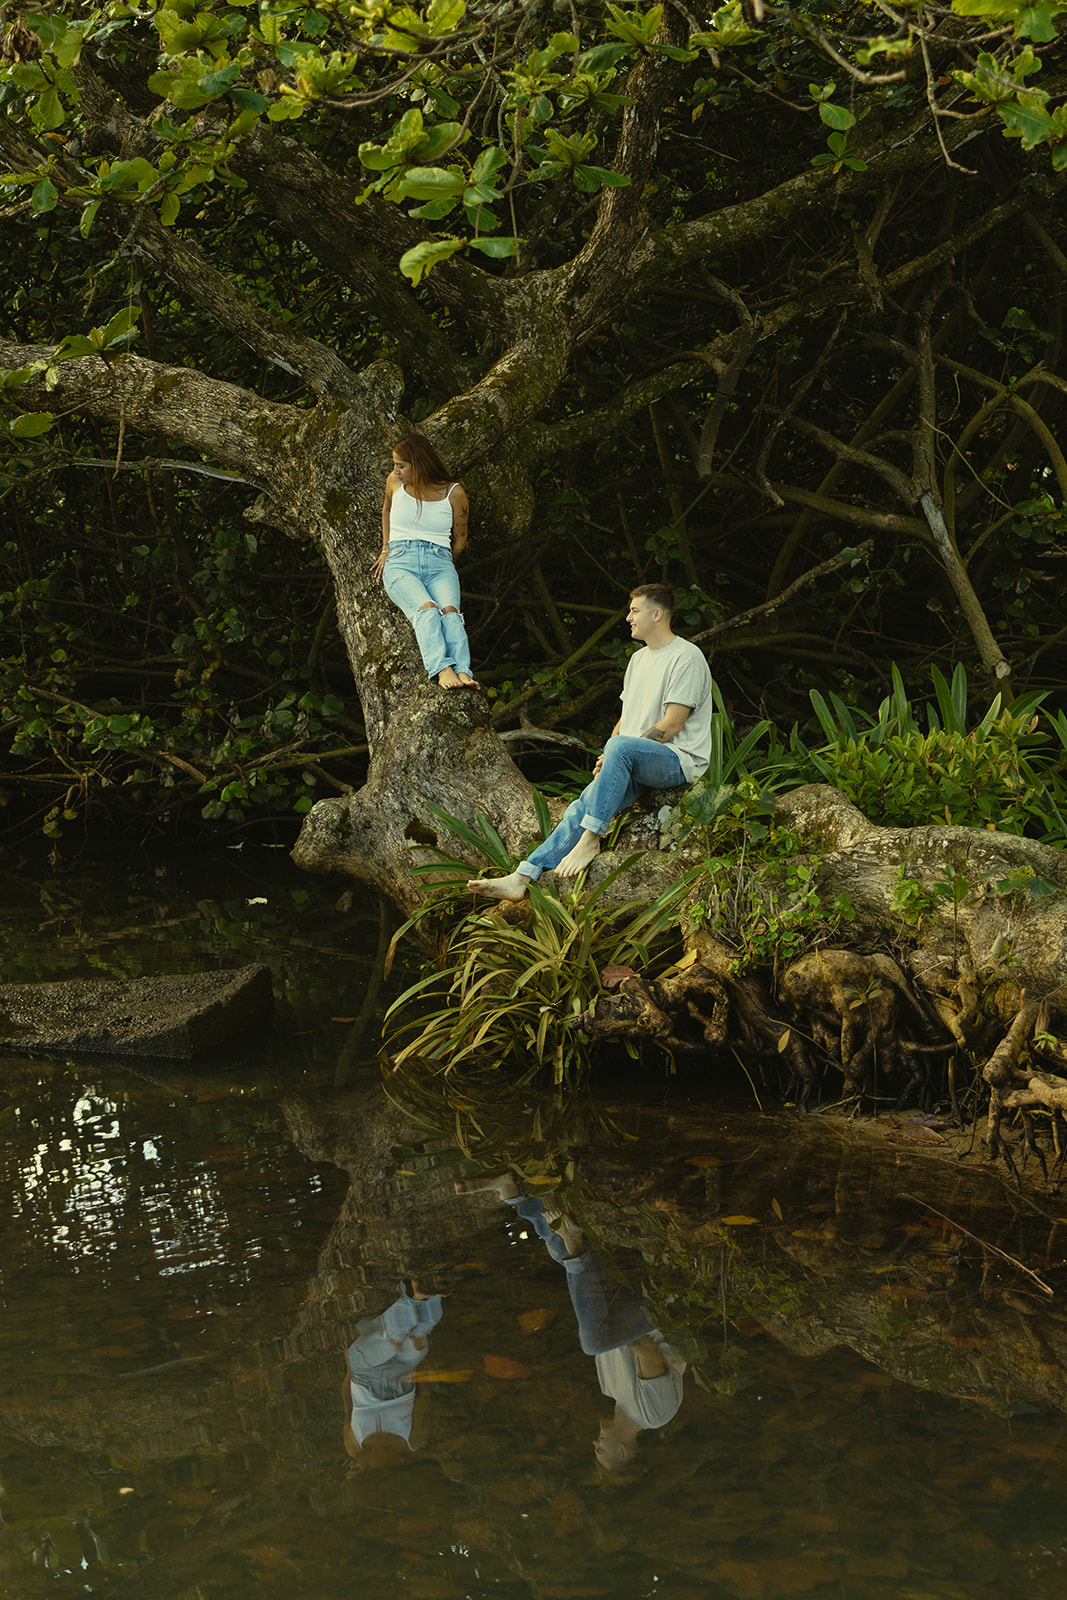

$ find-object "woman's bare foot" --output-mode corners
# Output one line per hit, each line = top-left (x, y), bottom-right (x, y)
(466, 871), (531, 900)
(437, 666), (462, 688)
(554, 832), (602, 877)
(542, 1206), (587, 1258)
(454, 1174), (520, 1200)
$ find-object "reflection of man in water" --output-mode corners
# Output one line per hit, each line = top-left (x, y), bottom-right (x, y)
(341, 1281), (443, 1467)
(457, 1177), (684, 1470)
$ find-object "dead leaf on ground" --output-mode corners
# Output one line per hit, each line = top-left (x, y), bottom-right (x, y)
(482, 1353), (533, 1380)
(517, 1308), (554, 1334)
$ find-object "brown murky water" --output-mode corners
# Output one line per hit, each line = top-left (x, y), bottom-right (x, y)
(3, 848), (1067, 1600)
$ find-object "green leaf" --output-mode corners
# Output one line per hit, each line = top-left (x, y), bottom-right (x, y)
(34, 87), (66, 131)
(819, 101), (855, 130)
(470, 144), (508, 185)
(54, 334), (97, 359)
(605, 2), (663, 47)
(856, 35), (918, 64)
(578, 42), (631, 71)
(999, 98), (1054, 148)
(393, 165), (465, 201)
(31, 178), (58, 213)
(230, 86), (268, 111)
(160, 191), (181, 226)
(572, 163), (630, 192)
(197, 64), (241, 97)
(99, 157), (158, 192)
(9, 412), (54, 438)
(1013, 3), (1065, 37)
(53, 25), (86, 68)
(427, 0), (466, 31)
(398, 235), (465, 284)
(467, 236), (518, 257)
(101, 306), (140, 346)
(266, 97), (304, 121)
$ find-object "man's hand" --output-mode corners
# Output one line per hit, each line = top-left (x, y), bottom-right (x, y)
(593, 753), (604, 776)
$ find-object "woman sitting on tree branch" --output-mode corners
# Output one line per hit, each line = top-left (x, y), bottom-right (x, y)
(375, 433), (480, 691)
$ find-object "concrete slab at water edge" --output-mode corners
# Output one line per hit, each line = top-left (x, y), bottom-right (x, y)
(0, 963), (274, 1059)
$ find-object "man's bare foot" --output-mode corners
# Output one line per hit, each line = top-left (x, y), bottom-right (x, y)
(437, 666), (462, 688)
(554, 832), (602, 878)
(466, 870), (531, 900)
(454, 1174), (520, 1200)
(542, 1206), (587, 1258)
(456, 672), (481, 689)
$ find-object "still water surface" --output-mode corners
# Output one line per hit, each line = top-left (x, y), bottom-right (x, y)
(3, 847), (1067, 1600)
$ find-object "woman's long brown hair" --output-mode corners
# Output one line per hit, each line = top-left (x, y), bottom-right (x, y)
(392, 433), (451, 502)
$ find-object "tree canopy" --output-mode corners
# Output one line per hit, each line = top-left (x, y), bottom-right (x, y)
(2, 0), (1067, 864)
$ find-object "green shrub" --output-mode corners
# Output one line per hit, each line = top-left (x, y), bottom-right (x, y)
(807, 664), (1067, 840)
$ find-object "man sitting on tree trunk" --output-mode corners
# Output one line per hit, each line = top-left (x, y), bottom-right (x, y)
(468, 584), (713, 901)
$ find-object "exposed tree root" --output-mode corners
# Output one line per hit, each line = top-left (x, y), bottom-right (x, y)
(579, 930), (1067, 1187)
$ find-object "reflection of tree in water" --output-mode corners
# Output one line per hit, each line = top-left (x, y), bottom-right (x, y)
(10, 1070), (1067, 1598)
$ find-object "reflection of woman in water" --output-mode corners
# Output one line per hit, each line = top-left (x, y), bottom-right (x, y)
(342, 1281), (443, 1468)
(456, 1177), (685, 1471)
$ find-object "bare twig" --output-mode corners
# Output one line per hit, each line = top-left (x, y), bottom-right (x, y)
(691, 541), (873, 644)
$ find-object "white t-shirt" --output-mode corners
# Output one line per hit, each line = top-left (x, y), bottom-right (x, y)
(595, 1334), (686, 1429)
(619, 636), (713, 781)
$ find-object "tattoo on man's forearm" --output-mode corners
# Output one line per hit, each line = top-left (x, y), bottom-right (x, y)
(641, 726), (668, 742)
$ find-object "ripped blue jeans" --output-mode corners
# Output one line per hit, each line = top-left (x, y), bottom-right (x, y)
(383, 540), (472, 679)
(507, 1195), (652, 1356)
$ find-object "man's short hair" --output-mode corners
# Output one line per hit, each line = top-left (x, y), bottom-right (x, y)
(630, 583), (675, 616)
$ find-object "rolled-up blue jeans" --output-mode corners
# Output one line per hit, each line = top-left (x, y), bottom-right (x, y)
(518, 735), (685, 880)
(382, 539), (472, 679)
(507, 1196), (652, 1355)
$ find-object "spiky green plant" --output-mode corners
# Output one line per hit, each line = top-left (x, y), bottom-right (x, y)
(383, 861), (701, 1090)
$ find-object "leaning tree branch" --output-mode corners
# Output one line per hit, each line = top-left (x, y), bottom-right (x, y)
(16, 452), (277, 498)
(536, 180), (1054, 469)
(0, 111), (359, 401)
(770, 410), (918, 504)
(934, 359), (1067, 501)
(691, 541), (874, 645)
(229, 126), (490, 383)
(0, 341), (307, 490)
(66, 59), (481, 390)
(770, 391), (1017, 686)
(563, 8), (692, 327)
(622, 97), (1060, 304)
(697, 276), (760, 480)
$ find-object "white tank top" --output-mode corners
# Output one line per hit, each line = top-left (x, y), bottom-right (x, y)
(389, 482), (457, 549)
